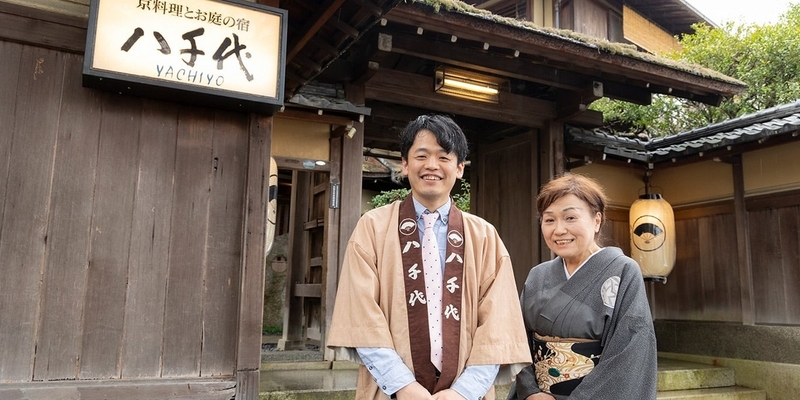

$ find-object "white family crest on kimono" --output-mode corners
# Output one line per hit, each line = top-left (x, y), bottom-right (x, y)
(600, 276), (620, 309)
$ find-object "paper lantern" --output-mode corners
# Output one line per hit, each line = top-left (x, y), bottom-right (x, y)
(629, 193), (675, 283)
(265, 157), (278, 257)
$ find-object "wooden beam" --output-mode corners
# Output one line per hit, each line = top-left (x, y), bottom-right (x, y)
(273, 156), (332, 172)
(384, 3), (745, 102)
(286, 0), (348, 62)
(352, 61), (380, 86)
(0, 1), (87, 54)
(329, 18), (360, 39)
(379, 28), (724, 107)
(0, 379), (236, 400)
(602, 80), (652, 106)
(554, 82), (604, 121)
(309, 36), (342, 58)
(292, 52), (324, 74)
(277, 108), (355, 127)
(294, 283), (322, 298)
(365, 68), (555, 128)
(746, 188), (800, 211)
(564, 109), (604, 127)
(359, 0), (385, 17)
(377, 31), (592, 92)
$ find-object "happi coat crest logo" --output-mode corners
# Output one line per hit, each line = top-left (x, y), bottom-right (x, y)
(399, 218), (417, 236)
(447, 230), (464, 247)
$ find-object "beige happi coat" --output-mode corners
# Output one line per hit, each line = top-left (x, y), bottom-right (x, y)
(327, 201), (531, 399)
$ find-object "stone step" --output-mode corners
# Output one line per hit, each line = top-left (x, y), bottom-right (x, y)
(259, 368), (357, 400)
(259, 358), (763, 399)
(656, 386), (767, 400)
(657, 358), (736, 391)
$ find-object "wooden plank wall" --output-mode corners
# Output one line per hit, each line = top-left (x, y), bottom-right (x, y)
(749, 206), (800, 325)
(0, 41), (248, 382)
(605, 193), (800, 326)
(649, 214), (743, 322)
(574, 0), (609, 40)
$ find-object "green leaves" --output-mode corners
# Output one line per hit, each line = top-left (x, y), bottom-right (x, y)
(369, 188), (411, 209)
(369, 179), (471, 211)
(591, 4), (800, 137)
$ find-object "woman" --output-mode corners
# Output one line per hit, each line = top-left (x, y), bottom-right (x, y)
(508, 173), (657, 400)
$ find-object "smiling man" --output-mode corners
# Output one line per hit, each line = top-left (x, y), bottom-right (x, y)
(328, 114), (531, 400)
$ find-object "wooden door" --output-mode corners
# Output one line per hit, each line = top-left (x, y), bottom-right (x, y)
(475, 133), (540, 291)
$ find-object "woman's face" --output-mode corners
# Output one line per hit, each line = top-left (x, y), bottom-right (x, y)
(541, 193), (602, 270)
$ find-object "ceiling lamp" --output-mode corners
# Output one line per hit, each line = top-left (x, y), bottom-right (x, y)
(434, 66), (503, 104)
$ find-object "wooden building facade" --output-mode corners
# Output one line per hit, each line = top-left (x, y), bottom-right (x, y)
(0, 0), (750, 399)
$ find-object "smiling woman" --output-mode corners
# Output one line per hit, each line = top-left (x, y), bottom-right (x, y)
(508, 173), (658, 400)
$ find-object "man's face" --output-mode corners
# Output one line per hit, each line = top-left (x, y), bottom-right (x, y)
(402, 129), (464, 211)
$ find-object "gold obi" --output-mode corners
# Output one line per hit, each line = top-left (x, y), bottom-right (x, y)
(532, 332), (602, 396)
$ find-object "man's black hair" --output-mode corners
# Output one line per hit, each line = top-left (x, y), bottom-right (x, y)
(399, 114), (469, 164)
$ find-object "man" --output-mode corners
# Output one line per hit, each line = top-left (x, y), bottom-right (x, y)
(327, 115), (530, 400)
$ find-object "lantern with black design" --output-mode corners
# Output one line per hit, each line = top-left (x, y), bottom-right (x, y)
(629, 172), (676, 283)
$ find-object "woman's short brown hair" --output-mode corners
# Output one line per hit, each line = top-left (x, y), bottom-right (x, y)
(536, 173), (608, 228)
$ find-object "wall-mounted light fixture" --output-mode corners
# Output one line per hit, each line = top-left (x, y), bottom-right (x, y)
(331, 122), (357, 139)
(434, 66), (503, 104)
(345, 125), (357, 139)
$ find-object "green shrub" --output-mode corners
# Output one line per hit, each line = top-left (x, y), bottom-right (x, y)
(369, 187), (411, 209)
(369, 179), (470, 211)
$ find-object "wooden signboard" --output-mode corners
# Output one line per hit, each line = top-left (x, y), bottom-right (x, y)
(83, 0), (287, 115)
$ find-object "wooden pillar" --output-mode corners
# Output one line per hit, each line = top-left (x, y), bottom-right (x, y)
(323, 136), (342, 361)
(538, 120), (563, 262)
(278, 170), (310, 350)
(732, 155), (755, 325)
(236, 114), (273, 400)
(340, 83), (366, 273)
(323, 83), (365, 360)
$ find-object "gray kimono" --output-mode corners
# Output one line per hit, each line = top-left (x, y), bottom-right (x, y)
(508, 247), (657, 400)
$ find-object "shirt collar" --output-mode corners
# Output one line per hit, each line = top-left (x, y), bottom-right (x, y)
(412, 196), (451, 225)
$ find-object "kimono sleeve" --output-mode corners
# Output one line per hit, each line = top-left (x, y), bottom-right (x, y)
(327, 220), (396, 352)
(566, 262), (657, 400)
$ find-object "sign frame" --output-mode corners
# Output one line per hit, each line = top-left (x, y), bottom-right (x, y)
(83, 0), (287, 115)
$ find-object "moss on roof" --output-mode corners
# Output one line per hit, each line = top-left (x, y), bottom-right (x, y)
(412, 0), (745, 86)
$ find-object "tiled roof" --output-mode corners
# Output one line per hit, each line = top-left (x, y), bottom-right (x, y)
(567, 100), (800, 166)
